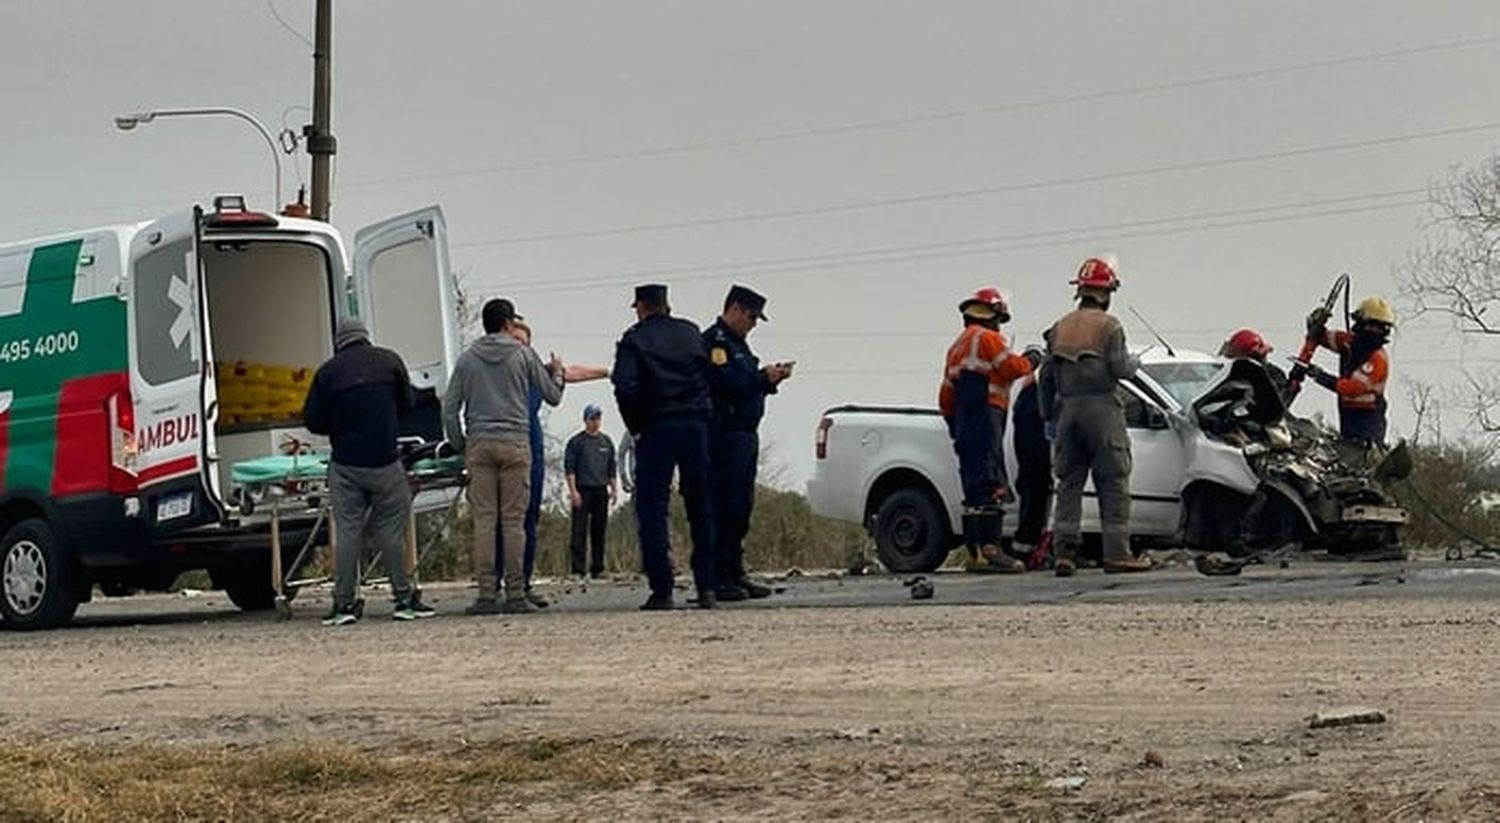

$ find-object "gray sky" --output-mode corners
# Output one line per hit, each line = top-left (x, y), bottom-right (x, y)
(3, 1), (1498, 485)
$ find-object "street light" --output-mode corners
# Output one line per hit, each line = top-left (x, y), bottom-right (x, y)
(113, 107), (282, 212)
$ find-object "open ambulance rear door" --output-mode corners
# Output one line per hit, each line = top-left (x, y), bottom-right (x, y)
(127, 207), (223, 531)
(351, 206), (461, 396)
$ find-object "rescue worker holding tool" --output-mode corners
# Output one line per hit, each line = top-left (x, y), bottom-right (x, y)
(304, 317), (435, 626)
(1219, 328), (1289, 404)
(1039, 255), (1152, 576)
(940, 286), (1032, 574)
(704, 285), (790, 602)
(1300, 295), (1394, 446)
(612, 284), (719, 611)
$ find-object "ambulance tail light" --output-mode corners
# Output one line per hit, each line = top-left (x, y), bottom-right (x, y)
(815, 416), (833, 460)
(107, 389), (139, 493)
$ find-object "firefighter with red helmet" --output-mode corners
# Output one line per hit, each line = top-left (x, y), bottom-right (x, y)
(1219, 328), (1290, 403)
(1038, 255), (1151, 576)
(1303, 296), (1394, 444)
(940, 285), (1034, 573)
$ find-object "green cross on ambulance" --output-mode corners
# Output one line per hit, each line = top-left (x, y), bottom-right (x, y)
(0, 196), (461, 628)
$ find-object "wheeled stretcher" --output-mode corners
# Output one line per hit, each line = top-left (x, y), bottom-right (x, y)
(228, 439), (466, 619)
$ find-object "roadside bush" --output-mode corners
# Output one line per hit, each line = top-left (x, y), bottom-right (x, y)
(1389, 441), (1500, 550)
(415, 483), (867, 581)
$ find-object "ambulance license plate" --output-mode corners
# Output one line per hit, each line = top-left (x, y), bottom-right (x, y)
(156, 492), (193, 522)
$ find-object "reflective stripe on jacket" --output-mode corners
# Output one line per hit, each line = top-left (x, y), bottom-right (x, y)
(1319, 329), (1389, 411)
(939, 324), (1033, 416)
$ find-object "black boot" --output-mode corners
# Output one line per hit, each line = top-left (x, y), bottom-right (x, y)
(960, 512), (982, 564)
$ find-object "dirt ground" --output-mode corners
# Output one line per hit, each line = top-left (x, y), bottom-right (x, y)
(2, 565), (1499, 820)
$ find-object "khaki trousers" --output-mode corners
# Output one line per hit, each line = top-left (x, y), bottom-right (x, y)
(466, 439), (531, 601)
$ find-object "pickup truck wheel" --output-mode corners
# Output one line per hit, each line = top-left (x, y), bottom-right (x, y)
(0, 518), (80, 630)
(208, 565), (280, 612)
(873, 488), (950, 573)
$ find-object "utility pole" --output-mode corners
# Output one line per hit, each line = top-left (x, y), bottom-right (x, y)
(307, 0), (336, 221)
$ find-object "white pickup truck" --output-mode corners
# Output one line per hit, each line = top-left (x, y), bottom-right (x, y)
(806, 349), (1228, 572)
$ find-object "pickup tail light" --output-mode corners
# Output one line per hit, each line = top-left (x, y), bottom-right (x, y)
(815, 417), (833, 460)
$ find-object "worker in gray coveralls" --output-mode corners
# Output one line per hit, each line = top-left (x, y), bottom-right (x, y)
(1039, 255), (1152, 577)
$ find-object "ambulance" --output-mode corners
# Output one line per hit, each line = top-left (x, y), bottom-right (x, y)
(0, 196), (461, 628)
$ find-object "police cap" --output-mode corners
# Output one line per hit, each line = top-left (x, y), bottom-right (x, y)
(726, 284), (770, 321)
(631, 283), (669, 308)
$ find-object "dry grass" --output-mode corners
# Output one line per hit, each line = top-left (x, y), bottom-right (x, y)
(1, 736), (1496, 821)
(0, 737), (682, 822)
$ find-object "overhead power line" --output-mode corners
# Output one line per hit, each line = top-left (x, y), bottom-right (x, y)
(451, 121), (1497, 248)
(5, 33), (1496, 227)
(487, 189), (1426, 295)
(348, 33), (1500, 189)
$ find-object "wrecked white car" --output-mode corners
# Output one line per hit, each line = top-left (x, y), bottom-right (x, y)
(808, 350), (1409, 573)
(1181, 358), (1410, 563)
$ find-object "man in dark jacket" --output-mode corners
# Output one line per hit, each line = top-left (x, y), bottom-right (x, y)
(704, 285), (791, 601)
(611, 283), (718, 611)
(304, 317), (434, 626)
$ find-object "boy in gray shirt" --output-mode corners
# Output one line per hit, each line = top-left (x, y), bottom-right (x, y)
(564, 404), (618, 577)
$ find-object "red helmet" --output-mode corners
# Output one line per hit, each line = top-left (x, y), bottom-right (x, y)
(1220, 328), (1272, 360)
(959, 286), (1011, 321)
(1070, 255), (1120, 291)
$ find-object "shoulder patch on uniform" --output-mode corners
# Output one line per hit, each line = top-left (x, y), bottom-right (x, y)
(710, 347), (729, 366)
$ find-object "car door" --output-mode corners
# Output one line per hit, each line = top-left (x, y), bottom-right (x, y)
(1117, 383), (1186, 536)
(127, 207), (223, 531)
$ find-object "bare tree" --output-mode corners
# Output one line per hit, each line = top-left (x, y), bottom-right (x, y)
(452, 267), (484, 345)
(1405, 379), (1439, 447)
(1398, 156), (1500, 433)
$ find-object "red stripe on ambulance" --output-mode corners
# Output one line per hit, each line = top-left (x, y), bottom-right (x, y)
(51, 372), (129, 497)
(137, 456), (199, 486)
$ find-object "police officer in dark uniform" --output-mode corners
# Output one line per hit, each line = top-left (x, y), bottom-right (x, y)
(704, 285), (792, 602)
(611, 283), (719, 610)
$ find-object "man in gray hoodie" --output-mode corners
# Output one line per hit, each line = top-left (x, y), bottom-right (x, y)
(443, 298), (565, 614)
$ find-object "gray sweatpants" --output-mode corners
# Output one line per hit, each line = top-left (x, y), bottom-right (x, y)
(329, 460), (414, 609)
(1051, 395), (1132, 560)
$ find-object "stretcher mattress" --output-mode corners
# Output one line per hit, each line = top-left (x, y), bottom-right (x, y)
(230, 454), (466, 487)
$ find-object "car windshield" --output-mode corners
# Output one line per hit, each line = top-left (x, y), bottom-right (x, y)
(1140, 361), (1224, 409)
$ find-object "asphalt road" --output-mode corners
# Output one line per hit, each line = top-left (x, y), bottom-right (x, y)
(7, 551), (1500, 821)
(53, 553), (1500, 629)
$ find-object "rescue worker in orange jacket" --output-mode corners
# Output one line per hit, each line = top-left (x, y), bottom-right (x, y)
(940, 286), (1034, 573)
(1039, 256), (1152, 576)
(1303, 296), (1394, 445)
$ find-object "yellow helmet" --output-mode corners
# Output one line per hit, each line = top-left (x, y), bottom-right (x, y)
(1352, 295), (1396, 327)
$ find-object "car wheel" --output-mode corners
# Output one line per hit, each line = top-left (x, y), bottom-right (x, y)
(208, 565), (281, 612)
(0, 518), (80, 630)
(1243, 490), (1308, 555)
(873, 488), (950, 573)
(1184, 485), (1252, 556)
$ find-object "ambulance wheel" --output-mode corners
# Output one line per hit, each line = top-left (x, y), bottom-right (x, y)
(209, 565), (278, 612)
(873, 488), (949, 573)
(0, 518), (79, 630)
